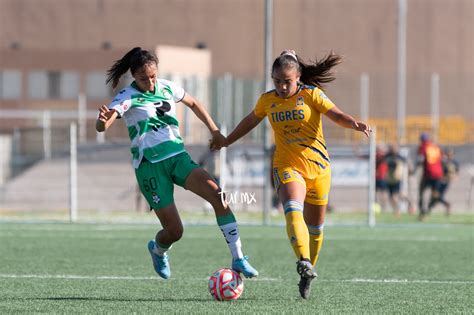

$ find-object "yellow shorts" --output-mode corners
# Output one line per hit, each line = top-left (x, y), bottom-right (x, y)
(272, 166), (331, 206)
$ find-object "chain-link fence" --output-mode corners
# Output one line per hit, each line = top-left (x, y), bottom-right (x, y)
(1, 74), (472, 224)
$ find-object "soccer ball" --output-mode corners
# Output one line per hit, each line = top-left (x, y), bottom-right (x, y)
(208, 268), (243, 301)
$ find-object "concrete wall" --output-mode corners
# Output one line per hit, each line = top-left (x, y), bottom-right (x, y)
(0, 0), (472, 119)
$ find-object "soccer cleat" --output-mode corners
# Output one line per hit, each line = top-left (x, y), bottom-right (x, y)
(296, 259), (318, 299)
(232, 256), (259, 278)
(147, 240), (170, 279)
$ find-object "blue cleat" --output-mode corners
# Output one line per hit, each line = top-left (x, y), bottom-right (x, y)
(232, 256), (259, 278)
(147, 240), (170, 279)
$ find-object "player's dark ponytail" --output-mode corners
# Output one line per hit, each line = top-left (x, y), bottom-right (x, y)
(273, 50), (342, 89)
(299, 52), (342, 88)
(106, 47), (159, 88)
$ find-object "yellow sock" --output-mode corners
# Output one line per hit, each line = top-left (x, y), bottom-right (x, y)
(284, 200), (310, 260)
(307, 224), (324, 266)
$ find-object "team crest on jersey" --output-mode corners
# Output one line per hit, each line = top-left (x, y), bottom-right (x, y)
(162, 89), (172, 99)
(296, 96), (304, 106)
(152, 192), (161, 204)
(319, 91), (329, 100)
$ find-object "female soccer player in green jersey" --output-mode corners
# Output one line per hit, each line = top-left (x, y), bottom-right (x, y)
(96, 47), (258, 280)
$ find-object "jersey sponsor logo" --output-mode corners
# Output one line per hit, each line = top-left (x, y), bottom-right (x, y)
(153, 101), (171, 117)
(119, 89), (126, 94)
(282, 171), (291, 180)
(271, 110), (305, 122)
(137, 98), (146, 103)
(112, 98), (120, 102)
(307, 189), (328, 201)
(283, 125), (301, 136)
(296, 96), (304, 106)
(271, 103), (277, 108)
(120, 101), (129, 111)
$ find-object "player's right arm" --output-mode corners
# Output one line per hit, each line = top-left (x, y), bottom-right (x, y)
(96, 105), (118, 132)
(225, 112), (264, 147)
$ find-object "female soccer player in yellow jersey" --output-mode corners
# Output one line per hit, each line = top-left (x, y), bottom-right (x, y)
(211, 50), (371, 299)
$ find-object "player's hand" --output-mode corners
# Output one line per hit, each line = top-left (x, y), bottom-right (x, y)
(209, 130), (226, 151)
(352, 121), (372, 137)
(98, 105), (112, 123)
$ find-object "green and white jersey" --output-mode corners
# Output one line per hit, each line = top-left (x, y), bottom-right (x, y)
(108, 79), (186, 168)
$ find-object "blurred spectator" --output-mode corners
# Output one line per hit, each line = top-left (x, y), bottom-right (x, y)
(416, 132), (443, 221)
(384, 144), (415, 217)
(428, 148), (460, 215)
(375, 144), (388, 211)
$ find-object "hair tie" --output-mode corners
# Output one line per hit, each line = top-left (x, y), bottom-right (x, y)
(281, 50), (298, 62)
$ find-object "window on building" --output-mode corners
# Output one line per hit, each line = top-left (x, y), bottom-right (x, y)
(28, 71), (48, 99)
(28, 70), (80, 100)
(60, 72), (80, 99)
(48, 71), (61, 99)
(0, 70), (22, 99)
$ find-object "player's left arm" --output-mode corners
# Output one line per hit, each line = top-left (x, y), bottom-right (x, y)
(325, 105), (371, 137)
(180, 93), (225, 148)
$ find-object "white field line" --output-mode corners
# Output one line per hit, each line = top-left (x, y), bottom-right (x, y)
(0, 274), (277, 282)
(0, 274), (472, 285)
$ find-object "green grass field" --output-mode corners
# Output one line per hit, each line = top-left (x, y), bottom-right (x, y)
(1, 222), (472, 313)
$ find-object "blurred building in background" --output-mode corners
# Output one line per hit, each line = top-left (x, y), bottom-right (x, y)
(1, 0), (472, 120)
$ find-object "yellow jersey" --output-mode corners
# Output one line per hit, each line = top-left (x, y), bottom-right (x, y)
(254, 85), (335, 178)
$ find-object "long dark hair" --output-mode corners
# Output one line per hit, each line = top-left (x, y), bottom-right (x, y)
(106, 47), (159, 88)
(272, 50), (342, 89)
